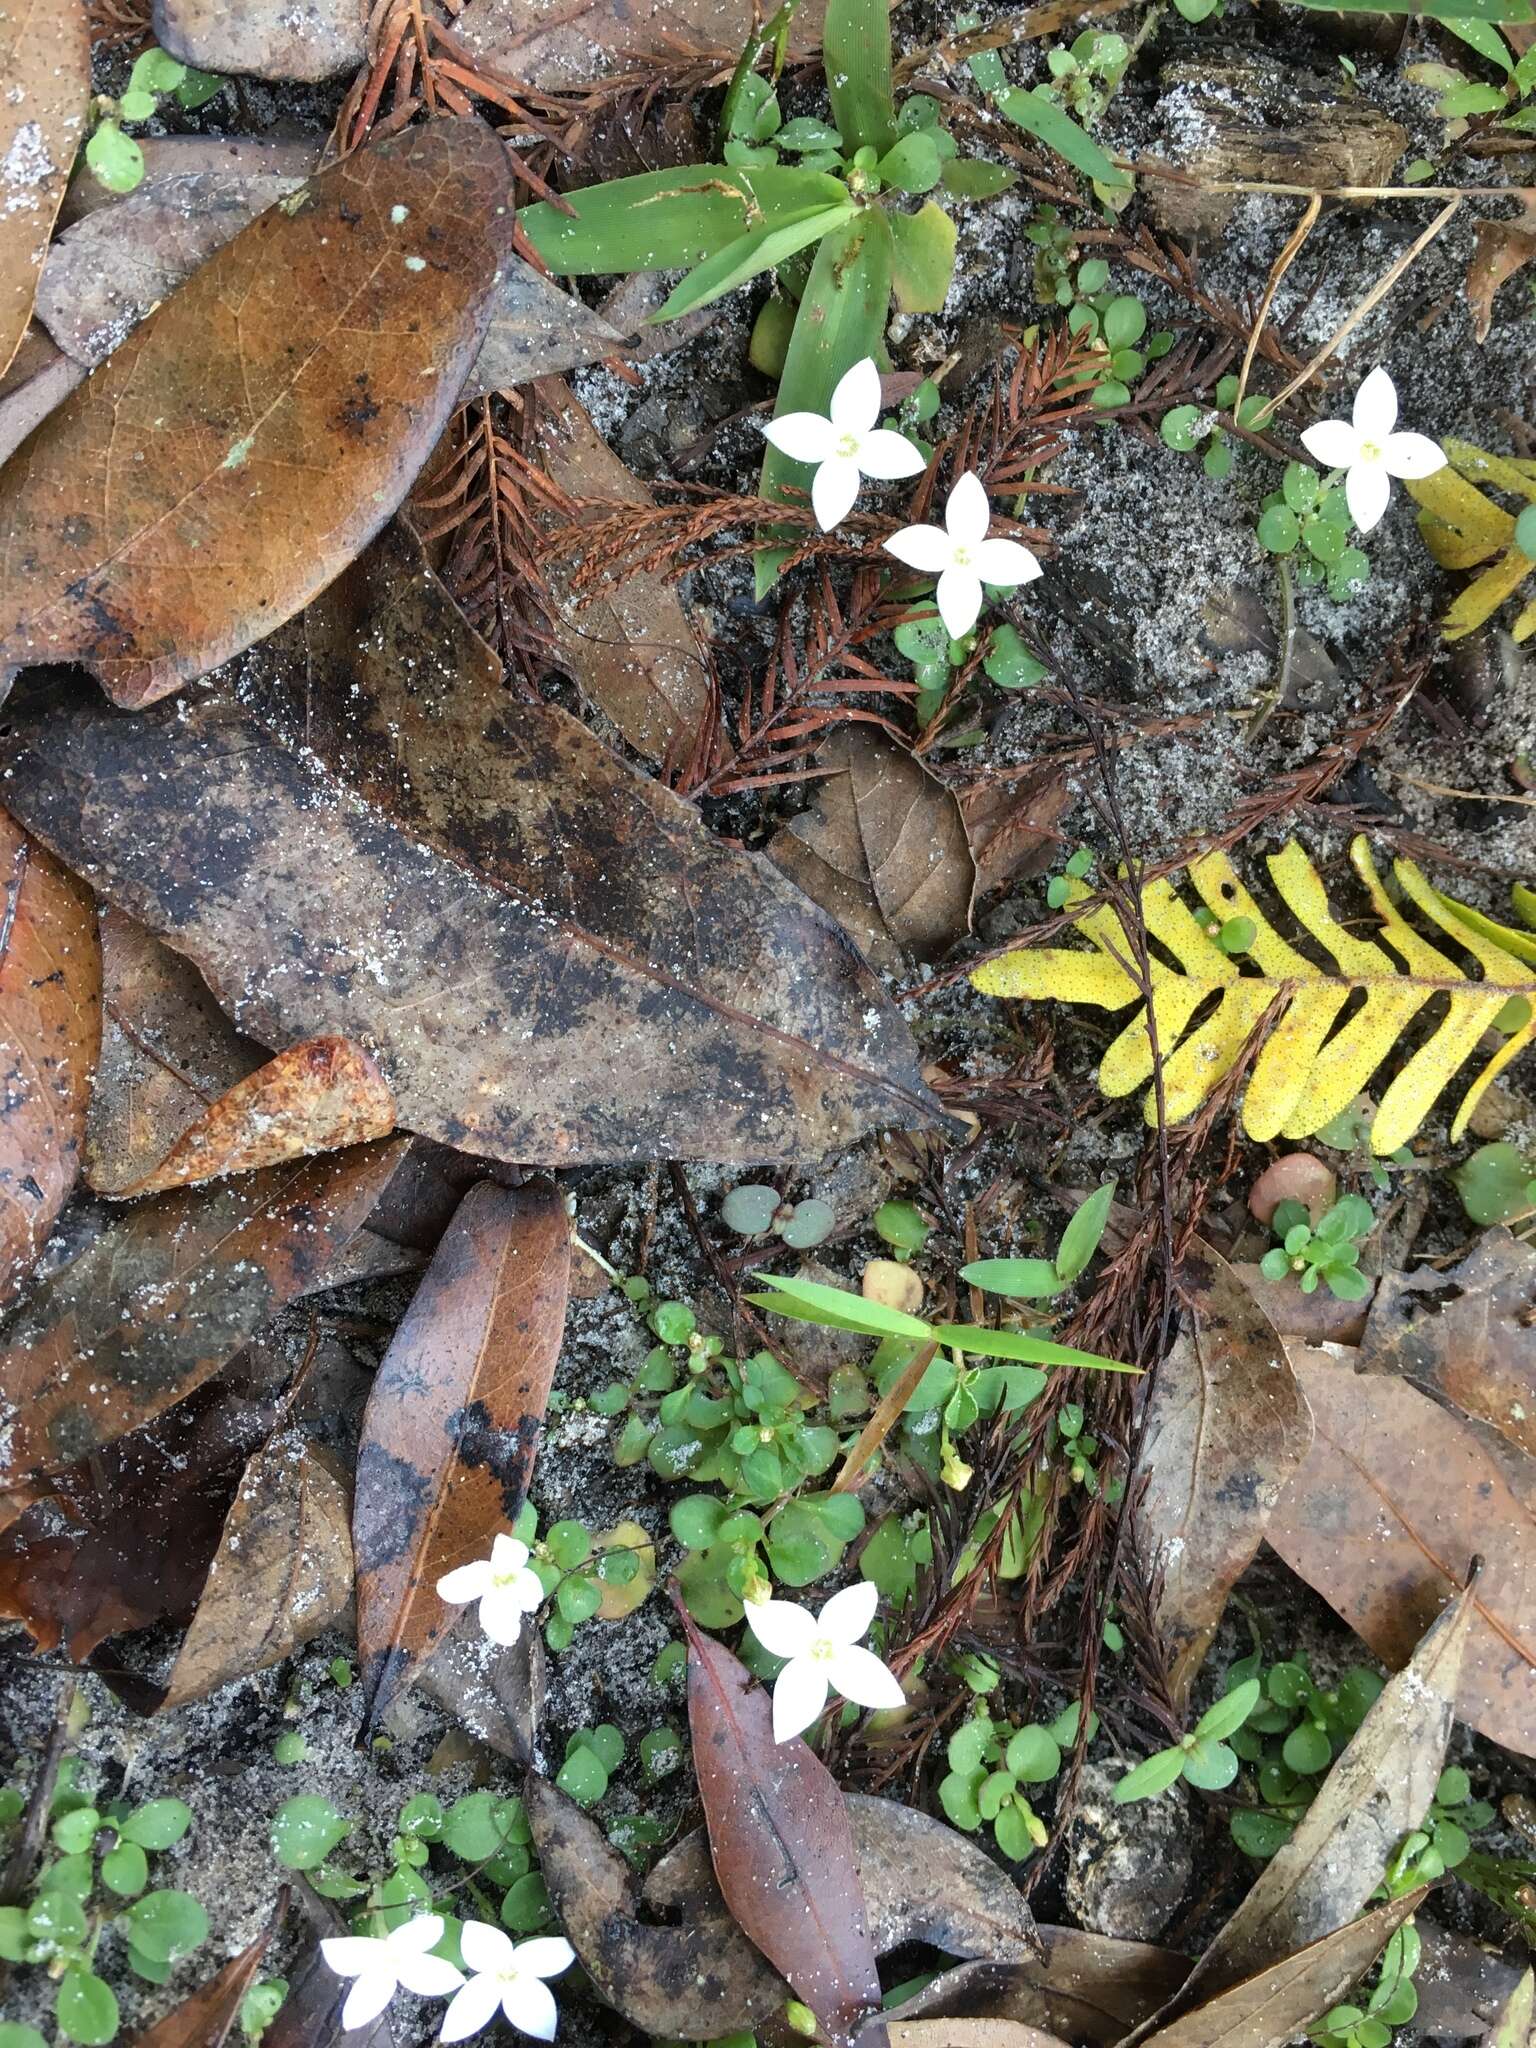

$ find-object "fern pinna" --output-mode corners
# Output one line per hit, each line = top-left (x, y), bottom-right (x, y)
(970, 836), (1536, 1156)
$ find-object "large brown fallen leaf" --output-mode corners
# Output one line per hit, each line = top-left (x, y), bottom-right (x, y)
(0, 807), (100, 1304)
(1359, 1230), (1536, 1458)
(769, 726), (976, 973)
(0, 317), (82, 466)
(1466, 207), (1536, 346)
(354, 1178), (569, 1726)
(889, 2026), (1067, 2048)
(116, 1036), (396, 1197)
(1186, 1585), (1472, 1996)
(884, 1930), (1189, 2044)
(159, 1430), (353, 1710)
(0, 526), (939, 1162)
(0, 121), (515, 708)
(958, 765), (1073, 899)
(266, 1882), (395, 2048)
(0, 0), (88, 379)
(127, 1891), (286, 2047)
(1132, 1238), (1313, 1707)
(531, 379), (713, 769)
(1268, 1350), (1536, 1758)
(0, 1137), (405, 1481)
(152, 0), (365, 80)
(683, 1609), (885, 2048)
(455, 0), (828, 88)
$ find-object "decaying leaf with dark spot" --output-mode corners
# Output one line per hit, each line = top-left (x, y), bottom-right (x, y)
(524, 1773), (785, 2039)
(265, 1880), (396, 2048)
(127, 1888), (287, 2047)
(1359, 1229), (1536, 1458)
(643, 1792), (1040, 1965)
(884, 1928), (1189, 2044)
(0, 527), (941, 1163)
(159, 1430), (353, 1710)
(1268, 1350), (1536, 1758)
(115, 1036), (396, 1197)
(416, 1606), (544, 1761)
(682, 1609), (886, 2048)
(0, 1136), (405, 1482)
(0, 807), (100, 1306)
(0, 121), (515, 708)
(1132, 1238), (1313, 1706)
(0, 0), (88, 380)
(354, 1178), (569, 1728)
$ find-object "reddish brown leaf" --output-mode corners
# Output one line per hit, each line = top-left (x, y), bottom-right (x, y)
(128, 1890), (287, 2047)
(681, 1610), (886, 2048)
(116, 1035), (396, 1197)
(354, 1177), (570, 1726)
(958, 766), (1072, 898)
(0, 1136), (405, 1482)
(1133, 1239), (1314, 1706)
(1466, 211), (1536, 345)
(0, 0), (88, 379)
(0, 806), (100, 1305)
(0, 120), (515, 708)
(1268, 1350), (1536, 1758)
(159, 1430), (353, 1710)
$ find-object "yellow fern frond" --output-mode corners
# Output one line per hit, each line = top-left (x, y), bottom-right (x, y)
(970, 837), (1536, 1154)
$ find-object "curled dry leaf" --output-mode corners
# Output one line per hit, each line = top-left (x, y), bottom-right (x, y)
(531, 379), (713, 770)
(1359, 1229), (1536, 1458)
(1466, 210), (1536, 346)
(681, 1610), (885, 2048)
(0, 320), (82, 467)
(455, 0), (827, 88)
(0, 121), (516, 708)
(883, 1929), (1188, 2045)
(416, 1607), (543, 1762)
(354, 1179), (570, 1727)
(152, 0), (365, 82)
(0, 808), (100, 1306)
(115, 1035), (396, 1198)
(1268, 1349), (1536, 1757)
(0, 1137), (405, 1482)
(768, 726), (976, 973)
(1133, 1239), (1314, 1706)
(0, 526), (940, 1163)
(159, 1430), (353, 1711)
(126, 1888), (287, 2048)
(0, 0), (88, 379)
(958, 765), (1073, 900)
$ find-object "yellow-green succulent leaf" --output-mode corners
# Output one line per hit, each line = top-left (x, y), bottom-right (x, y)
(1443, 437), (1536, 504)
(1441, 545), (1535, 641)
(1406, 466), (1515, 569)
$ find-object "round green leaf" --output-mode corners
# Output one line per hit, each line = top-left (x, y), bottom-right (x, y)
(270, 1796), (350, 1871)
(123, 1889), (208, 1964)
(121, 1798), (192, 1851)
(101, 1841), (149, 1898)
(0, 2025), (50, 2048)
(1182, 1738), (1239, 1790)
(722, 1184), (780, 1234)
(1160, 405), (1203, 452)
(56, 1971), (119, 2048)
(557, 1574), (602, 1624)
(1101, 295), (1145, 349)
(51, 1807), (100, 1854)
(1004, 1725), (1061, 1783)
(84, 122), (144, 194)
(992, 1797), (1044, 1861)
(443, 1792), (525, 1862)
(1282, 1721), (1333, 1776)
(555, 1747), (608, 1808)
(500, 1873), (551, 1932)
(1257, 504), (1300, 555)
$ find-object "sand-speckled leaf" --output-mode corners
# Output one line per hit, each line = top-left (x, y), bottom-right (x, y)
(126, 1889), (287, 2048)
(0, 0), (88, 380)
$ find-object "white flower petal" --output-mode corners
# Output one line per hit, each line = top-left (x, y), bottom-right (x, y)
(1382, 430), (1444, 480)
(745, 1596), (818, 1661)
(883, 521), (954, 574)
(1298, 420), (1360, 470)
(390, 1915), (447, 1956)
(772, 1657), (831, 1742)
(812, 454), (862, 532)
(763, 411), (837, 464)
(972, 536), (1043, 589)
(440, 1975), (505, 2043)
(322, 1938), (384, 1979)
(514, 1938), (576, 1981)
(341, 1972), (399, 2031)
(511, 1569), (545, 1615)
(477, 1584), (532, 1647)
(398, 1955), (467, 2001)
(944, 471), (991, 547)
(491, 1533), (530, 1575)
(502, 1974), (560, 2042)
(935, 564), (984, 639)
(855, 427), (927, 481)
(459, 1922), (517, 1975)
(817, 1579), (879, 1646)
(1352, 366), (1397, 441)
(827, 1642), (906, 1712)
(436, 1561), (493, 1605)
(830, 356), (881, 435)
(1345, 459), (1392, 534)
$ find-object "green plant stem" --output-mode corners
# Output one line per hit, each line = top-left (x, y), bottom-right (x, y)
(717, 0), (807, 154)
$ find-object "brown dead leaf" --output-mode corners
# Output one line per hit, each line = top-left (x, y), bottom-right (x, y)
(0, 525), (940, 1163)
(416, 1607), (543, 1761)
(0, 808), (100, 1305)
(0, 319), (83, 466)
(1359, 1230), (1536, 1458)
(1490, 1970), (1535, 2048)
(531, 379), (713, 769)
(456, 0), (828, 88)
(0, 121), (516, 708)
(883, 1929), (1189, 2043)
(1268, 1350), (1536, 1758)
(152, 0), (365, 79)
(0, 1137), (405, 1482)
(265, 1880), (396, 2048)
(890, 2026), (1067, 2048)
(1230, 1261), (1370, 1347)
(160, 1430), (353, 1710)
(770, 727), (976, 970)
(0, 0), (88, 379)
(128, 1890), (286, 2047)
(354, 1178), (570, 1727)
(1466, 207), (1536, 346)
(1133, 1239), (1314, 1707)
(116, 1036), (396, 1197)
(957, 766), (1072, 899)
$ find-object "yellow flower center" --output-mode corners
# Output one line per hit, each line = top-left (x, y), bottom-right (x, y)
(810, 1636), (839, 1664)
(835, 432), (860, 459)
(1359, 439), (1382, 464)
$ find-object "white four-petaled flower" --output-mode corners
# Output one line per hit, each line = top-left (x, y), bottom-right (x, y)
(437, 1531), (544, 1647)
(762, 356), (926, 531)
(1299, 366), (1444, 535)
(744, 1579), (905, 1743)
(440, 1925), (576, 2042)
(321, 1914), (464, 2032)
(883, 471), (1042, 640)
